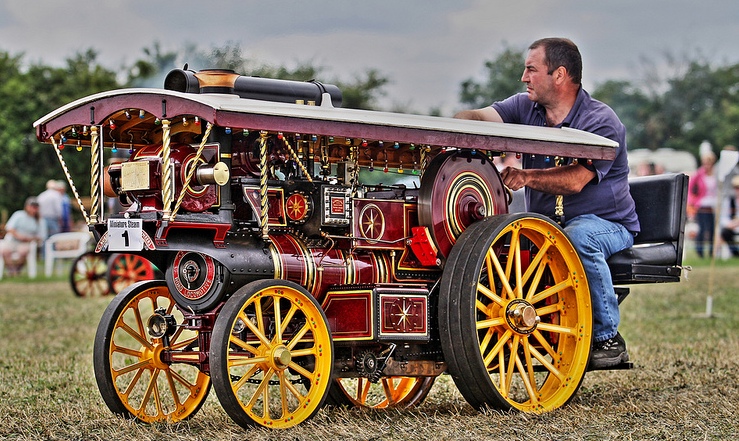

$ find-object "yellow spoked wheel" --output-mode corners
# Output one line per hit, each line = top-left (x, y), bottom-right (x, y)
(93, 280), (211, 423)
(439, 213), (592, 413)
(210, 279), (333, 429)
(327, 376), (435, 409)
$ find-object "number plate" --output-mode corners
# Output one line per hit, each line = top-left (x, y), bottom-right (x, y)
(107, 218), (144, 251)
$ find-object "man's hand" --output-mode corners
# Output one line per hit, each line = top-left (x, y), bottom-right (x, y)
(500, 163), (596, 195)
(501, 166), (528, 191)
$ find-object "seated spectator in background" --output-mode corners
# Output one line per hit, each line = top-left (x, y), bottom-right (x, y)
(720, 175), (739, 257)
(1, 197), (48, 276)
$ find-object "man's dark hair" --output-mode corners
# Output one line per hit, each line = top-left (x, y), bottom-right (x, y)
(529, 38), (582, 85)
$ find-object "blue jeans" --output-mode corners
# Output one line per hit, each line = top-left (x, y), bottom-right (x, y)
(564, 214), (634, 343)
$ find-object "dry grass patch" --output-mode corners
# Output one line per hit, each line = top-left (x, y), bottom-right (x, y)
(1, 264), (737, 440)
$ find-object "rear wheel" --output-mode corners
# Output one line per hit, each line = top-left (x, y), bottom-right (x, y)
(210, 279), (333, 429)
(107, 253), (157, 294)
(439, 213), (592, 412)
(93, 280), (210, 423)
(327, 376), (435, 409)
(70, 251), (110, 297)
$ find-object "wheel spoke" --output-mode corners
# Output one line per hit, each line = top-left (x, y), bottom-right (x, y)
(530, 329), (559, 360)
(529, 279), (573, 305)
(503, 336), (520, 394)
(246, 368), (275, 410)
(272, 295), (283, 344)
(381, 379), (398, 406)
(488, 247), (515, 300)
(118, 321), (153, 350)
(477, 284), (503, 307)
(536, 322), (576, 336)
(506, 228), (523, 299)
(482, 329), (512, 368)
(240, 311), (271, 347)
(513, 347), (538, 406)
(523, 243), (552, 300)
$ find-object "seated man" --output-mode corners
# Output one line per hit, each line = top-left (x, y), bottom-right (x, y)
(1, 197), (47, 276)
(455, 37), (639, 369)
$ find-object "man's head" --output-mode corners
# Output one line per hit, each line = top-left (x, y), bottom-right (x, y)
(24, 197), (40, 218)
(521, 38), (582, 108)
(528, 38), (582, 85)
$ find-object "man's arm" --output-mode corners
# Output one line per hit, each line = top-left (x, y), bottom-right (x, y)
(454, 107), (504, 123)
(501, 163), (596, 195)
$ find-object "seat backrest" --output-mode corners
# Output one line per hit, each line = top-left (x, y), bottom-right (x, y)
(44, 231), (91, 257)
(628, 173), (689, 244)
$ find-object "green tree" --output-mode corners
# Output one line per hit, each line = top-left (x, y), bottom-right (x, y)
(458, 44), (526, 108)
(0, 49), (119, 216)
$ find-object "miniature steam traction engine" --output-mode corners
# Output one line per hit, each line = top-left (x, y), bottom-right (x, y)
(34, 68), (688, 429)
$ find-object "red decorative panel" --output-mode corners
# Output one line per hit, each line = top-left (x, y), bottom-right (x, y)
(353, 199), (407, 249)
(322, 290), (373, 341)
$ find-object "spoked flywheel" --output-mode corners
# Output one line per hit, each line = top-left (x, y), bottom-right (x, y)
(93, 280), (211, 423)
(418, 150), (508, 259)
(209, 279), (333, 429)
(439, 213), (592, 413)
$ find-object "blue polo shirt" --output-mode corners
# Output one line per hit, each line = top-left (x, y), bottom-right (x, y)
(492, 88), (640, 233)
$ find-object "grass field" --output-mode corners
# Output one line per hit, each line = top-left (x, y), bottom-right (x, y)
(1, 256), (737, 440)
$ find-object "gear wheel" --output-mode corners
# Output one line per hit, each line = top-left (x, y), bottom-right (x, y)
(355, 351), (381, 383)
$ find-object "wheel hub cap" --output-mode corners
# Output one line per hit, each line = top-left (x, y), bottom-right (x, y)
(505, 299), (540, 334)
(271, 346), (292, 370)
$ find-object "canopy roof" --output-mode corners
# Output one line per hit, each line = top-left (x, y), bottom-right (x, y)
(35, 88), (617, 160)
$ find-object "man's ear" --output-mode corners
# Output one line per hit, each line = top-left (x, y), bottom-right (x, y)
(553, 66), (569, 85)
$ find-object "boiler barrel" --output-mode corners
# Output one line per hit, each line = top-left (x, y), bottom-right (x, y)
(164, 68), (342, 107)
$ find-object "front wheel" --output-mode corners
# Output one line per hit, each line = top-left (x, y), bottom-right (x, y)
(439, 213), (592, 413)
(210, 279), (333, 429)
(92, 280), (211, 423)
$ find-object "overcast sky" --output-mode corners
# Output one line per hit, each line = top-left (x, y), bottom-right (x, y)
(2, 0), (737, 115)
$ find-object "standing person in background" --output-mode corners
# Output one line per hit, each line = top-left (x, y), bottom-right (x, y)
(455, 37), (639, 369)
(1, 197), (47, 276)
(687, 142), (718, 258)
(57, 181), (73, 232)
(37, 179), (64, 237)
(719, 175), (739, 257)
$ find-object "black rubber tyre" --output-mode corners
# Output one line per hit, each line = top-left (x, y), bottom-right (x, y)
(93, 280), (211, 423)
(210, 279), (333, 429)
(439, 213), (592, 413)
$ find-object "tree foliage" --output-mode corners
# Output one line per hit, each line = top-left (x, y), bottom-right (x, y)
(0, 50), (118, 217)
(4, 41), (739, 217)
(0, 43), (390, 216)
(459, 46), (739, 159)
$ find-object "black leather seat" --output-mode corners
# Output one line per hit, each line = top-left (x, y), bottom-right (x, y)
(608, 173), (689, 284)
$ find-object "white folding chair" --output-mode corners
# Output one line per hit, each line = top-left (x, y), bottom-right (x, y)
(0, 239), (38, 279)
(44, 232), (92, 277)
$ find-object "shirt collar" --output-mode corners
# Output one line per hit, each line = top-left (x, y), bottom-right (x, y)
(532, 86), (586, 128)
